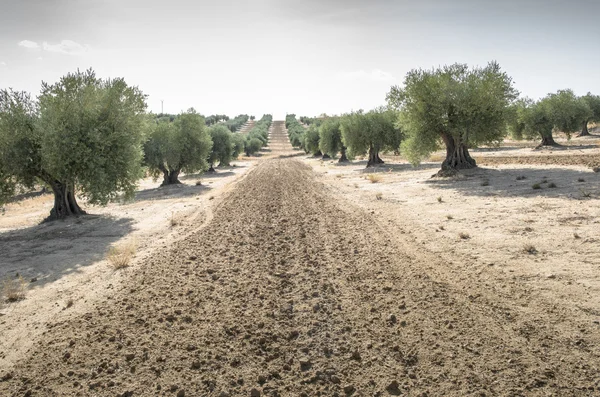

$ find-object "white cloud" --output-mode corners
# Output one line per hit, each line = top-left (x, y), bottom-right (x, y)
(0, 61), (6, 67)
(42, 40), (90, 55)
(18, 40), (40, 49)
(337, 69), (395, 82)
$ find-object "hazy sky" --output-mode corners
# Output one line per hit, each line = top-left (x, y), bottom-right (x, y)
(1, 0), (599, 119)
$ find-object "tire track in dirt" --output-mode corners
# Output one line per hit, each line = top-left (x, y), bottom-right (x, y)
(1, 159), (598, 396)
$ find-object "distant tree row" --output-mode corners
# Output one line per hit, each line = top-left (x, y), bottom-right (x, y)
(204, 114), (229, 126)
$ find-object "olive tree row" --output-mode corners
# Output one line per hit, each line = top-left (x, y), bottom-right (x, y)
(0, 69), (147, 220)
(509, 90), (600, 146)
(244, 114), (272, 156)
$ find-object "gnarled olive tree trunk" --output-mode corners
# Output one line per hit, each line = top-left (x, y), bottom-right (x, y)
(440, 132), (476, 170)
(338, 146), (349, 163)
(367, 145), (385, 167)
(162, 169), (182, 185)
(578, 119), (590, 137)
(322, 153), (331, 160)
(48, 181), (86, 220)
(538, 132), (559, 147)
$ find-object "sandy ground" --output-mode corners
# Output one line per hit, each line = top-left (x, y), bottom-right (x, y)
(0, 123), (599, 396)
(0, 162), (255, 372)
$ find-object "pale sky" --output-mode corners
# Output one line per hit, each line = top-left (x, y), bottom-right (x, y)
(1, 0), (599, 119)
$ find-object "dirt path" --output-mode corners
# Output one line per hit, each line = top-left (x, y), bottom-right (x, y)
(1, 127), (599, 396)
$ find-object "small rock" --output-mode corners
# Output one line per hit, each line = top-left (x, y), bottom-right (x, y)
(343, 384), (355, 394)
(250, 388), (261, 397)
(350, 351), (361, 361)
(125, 353), (135, 361)
(388, 314), (397, 324)
(219, 392), (230, 397)
(30, 278), (38, 283)
(546, 274), (556, 279)
(330, 375), (341, 384)
(177, 390), (185, 397)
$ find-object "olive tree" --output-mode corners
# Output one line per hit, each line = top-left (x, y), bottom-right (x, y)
(231, 133), (245, 159)
(208, 124), (233, 171)
(0, 70), (147, 220)
(387, 62), (517, 171)
(303, 124), (321, 156)
(144, 109), (212, 185)
(319, 118), (347, 162)
(576, 93), (600, 137)
(339, 108), (401, 167)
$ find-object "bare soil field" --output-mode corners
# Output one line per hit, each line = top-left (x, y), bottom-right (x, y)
(1, 124), (599, 396)
(0, 163), (254, 373)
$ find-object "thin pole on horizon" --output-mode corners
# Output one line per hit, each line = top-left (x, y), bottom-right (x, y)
(161, 100), (164, 114)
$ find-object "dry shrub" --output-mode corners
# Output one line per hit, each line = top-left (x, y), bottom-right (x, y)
(107, 240), (136, 270)
(195, 180), (202, 186)
(2, 276), (27, 302)
(458, 232), (470, 240)
(367, 174), (382, 183)
(523, 244), (537, 255)
(437, 196), (443, 203)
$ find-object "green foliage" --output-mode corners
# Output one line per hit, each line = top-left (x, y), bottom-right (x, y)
(204, 114), (229, 126)
(0, 90), (41, 198)
(581, 93), (600, 123)
(388, 61), (517, 166)
(286, 115), (306, 149)
(244, 137), (263, 156)
(208, 124), (233, 167)
(518, 99), (555, 142)
(145, 109), (212, 179)
(224, 114), (249, 132)
(231, 133), (245, 159)
(303, 124), (321, 156)
(318, 118), (343, 157)
(545, 90), (591, 137)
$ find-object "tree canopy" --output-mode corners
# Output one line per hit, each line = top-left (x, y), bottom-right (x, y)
(0, 69), (147, 219)
(387, 61), (517, 171)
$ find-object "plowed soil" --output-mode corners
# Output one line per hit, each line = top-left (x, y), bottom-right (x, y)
(1, 123), (599, 396)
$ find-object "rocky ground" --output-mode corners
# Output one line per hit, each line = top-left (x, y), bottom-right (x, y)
(0, 123), (599, 396)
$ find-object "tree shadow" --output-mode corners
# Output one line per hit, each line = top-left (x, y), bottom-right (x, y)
(425, 166), (600, 200)
(133, 182), (211, 202)
(0, 215), (135, 290)
(358, 162), (441, 174)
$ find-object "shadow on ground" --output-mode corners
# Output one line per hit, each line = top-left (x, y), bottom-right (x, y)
(0, 215), (135, 290)
(426, 166), (600, 200)
(133, 182), (211, 202)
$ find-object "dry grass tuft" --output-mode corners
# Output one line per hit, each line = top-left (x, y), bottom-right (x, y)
(2, 276), (27, 302)
(366, 174), (382, 183)
(458, 232), (470, 240)
(446, 214), (454, 220)
(375, 192), (383, 200)
(516, 175), (527, 181)
(548, 182), (557, 188)
(532, 183), (542, 190)
(195, 180), (202, 186)
(437, 196), (443, 203)
(106, 240), (136, 270)
(523, 244), (538, 255)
